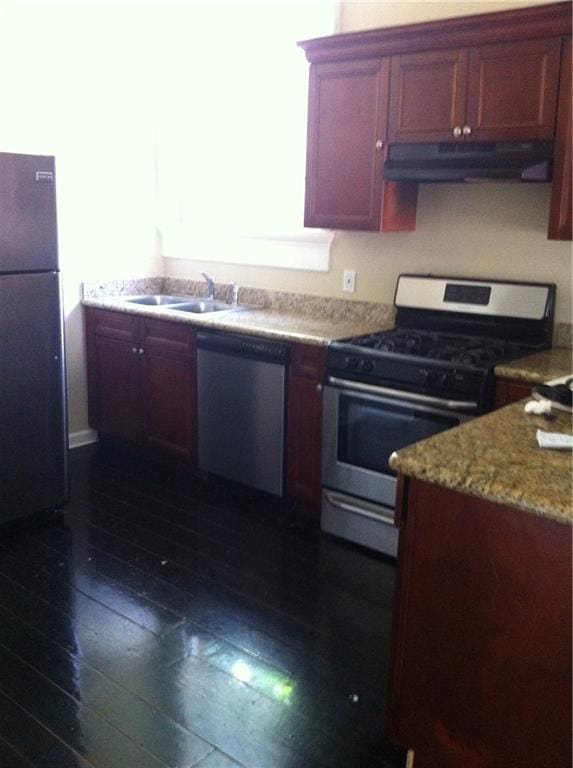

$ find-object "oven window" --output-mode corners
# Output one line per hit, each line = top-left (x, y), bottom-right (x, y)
(337, 395), (461, 475)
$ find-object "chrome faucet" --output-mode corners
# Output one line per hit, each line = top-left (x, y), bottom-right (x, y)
(202, 272), (215, 300)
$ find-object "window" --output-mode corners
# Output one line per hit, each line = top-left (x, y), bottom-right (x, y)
(155, 2), (334, 271)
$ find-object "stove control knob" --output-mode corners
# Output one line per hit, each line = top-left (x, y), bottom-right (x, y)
(345, 356), (359, 370)
(362, 359), (374, 373)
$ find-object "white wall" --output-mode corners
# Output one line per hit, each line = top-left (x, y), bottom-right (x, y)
(0, 4), (161, 435)
(166, 0), (571, 327)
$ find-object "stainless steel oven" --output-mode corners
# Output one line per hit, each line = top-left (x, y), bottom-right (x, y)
(321, 275), (555, 557)
(322, 376), (475, 556)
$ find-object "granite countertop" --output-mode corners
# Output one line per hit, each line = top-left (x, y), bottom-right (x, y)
(81, 296), (391, 346)
(494, 346), (572, 384)
(390, 402), (572, 524)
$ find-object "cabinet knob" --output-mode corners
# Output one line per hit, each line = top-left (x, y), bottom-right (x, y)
(316, 383), (323, 392)
(132, 346), (138, 354)
(452, 126), (462, 138)
(462, 125), (472, 136)
(375, 139), (384, 150)
(138, 348), (144, 355)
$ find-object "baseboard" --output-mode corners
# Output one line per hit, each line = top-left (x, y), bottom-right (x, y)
(68, 429), (99, 450)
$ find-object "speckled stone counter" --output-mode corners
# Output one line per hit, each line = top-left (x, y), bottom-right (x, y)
(390, 402), (572, 524)
(495, 346), (572, 384)
(81, 295), (392, 346)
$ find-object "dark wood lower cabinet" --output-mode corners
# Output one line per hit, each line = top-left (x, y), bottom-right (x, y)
(85, 308), (197, 464)
(286, 344), (326, 509)
(93, 334), (143, 442)
(85, 309), (326, 494)
(386, 478), (572, 768)
(141, 319), (197, 464)
(493, 377), (532, 408)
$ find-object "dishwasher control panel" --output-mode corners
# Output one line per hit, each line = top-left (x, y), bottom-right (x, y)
(197, 331), (290, 364)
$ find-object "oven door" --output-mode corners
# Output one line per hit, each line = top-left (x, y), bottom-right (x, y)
(323, 377), (476, 507)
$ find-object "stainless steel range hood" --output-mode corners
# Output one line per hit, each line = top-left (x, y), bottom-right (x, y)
(383, 140), (554, 183)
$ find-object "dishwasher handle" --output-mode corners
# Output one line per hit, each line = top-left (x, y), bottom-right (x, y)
(197, 331), (290, 364)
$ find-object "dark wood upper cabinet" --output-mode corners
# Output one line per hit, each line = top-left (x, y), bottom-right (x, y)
(304, 58), (390, 230)
(549, 36), (572, 240)
(466, 37), (561, 141)
(299, 1), (572, 239)
(389, 38), (561, 144)
(388, 48), (468, 143)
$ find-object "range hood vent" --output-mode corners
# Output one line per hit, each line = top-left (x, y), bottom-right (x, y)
(383, 140), (554, 183)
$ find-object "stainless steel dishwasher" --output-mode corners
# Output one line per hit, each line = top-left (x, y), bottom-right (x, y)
(197, 331), (290, 496)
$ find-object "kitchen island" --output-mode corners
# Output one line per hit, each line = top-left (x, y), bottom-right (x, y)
(386, 401), (572, 768)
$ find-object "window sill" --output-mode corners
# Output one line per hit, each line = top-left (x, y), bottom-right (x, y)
(159, 228), (332, 272)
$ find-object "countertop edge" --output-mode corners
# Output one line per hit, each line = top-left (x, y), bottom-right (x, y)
(80, 297), (390, 347)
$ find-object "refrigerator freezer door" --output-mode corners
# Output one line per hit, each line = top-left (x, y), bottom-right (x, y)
(0, 153), (58, 273)
(0, 272), (68, 522)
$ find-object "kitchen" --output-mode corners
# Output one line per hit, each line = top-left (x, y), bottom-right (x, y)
(0, 1), (571, 767)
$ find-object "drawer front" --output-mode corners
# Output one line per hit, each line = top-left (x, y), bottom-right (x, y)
(90, 308), (138, 342)
(141, 318), (196, 359)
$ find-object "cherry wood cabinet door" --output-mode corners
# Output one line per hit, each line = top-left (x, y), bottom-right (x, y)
(387, 479), (572, 768)
(465, 37), (561, 141)
(92, 335), (143, 442)
(493, 378), (532, 409)
(286, 345), (326, 509)
(304, 58), (390, 230)
(141, 319), (197, 464)
(549, 36), (572, 240)
(388, 48), (468, 143)
(85, 308), (141, 439)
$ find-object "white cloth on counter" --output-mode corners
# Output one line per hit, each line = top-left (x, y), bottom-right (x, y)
(536, 429), (573, 450)
(524, 400), (552, 416)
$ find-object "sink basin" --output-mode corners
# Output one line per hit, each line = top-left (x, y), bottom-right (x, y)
(124, 295), (189, 306)
(169, 300), (236, 314)
(120, 295), (239, 314)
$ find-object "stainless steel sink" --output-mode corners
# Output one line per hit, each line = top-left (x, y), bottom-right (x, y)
(124, 295), (190, 306)
(169, 300), (236, 314)
(120, 295), (239, 314)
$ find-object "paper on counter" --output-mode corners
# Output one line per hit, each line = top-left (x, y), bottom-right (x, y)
(536, 429), (573, 450)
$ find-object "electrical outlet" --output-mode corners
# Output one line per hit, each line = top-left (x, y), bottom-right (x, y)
(343, 269), (356, 293)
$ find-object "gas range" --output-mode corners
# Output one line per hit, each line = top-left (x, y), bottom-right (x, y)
(328, 275), (555, 413)
(321, 275), (555, 556)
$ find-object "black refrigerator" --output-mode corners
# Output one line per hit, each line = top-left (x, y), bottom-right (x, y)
(0, 152), (68, 523)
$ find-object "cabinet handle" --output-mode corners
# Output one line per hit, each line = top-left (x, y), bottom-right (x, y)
(463, 125), (472, 136)
(132, 346), (138, 354)
(316, 383), (323, 392)
(375, 139), (384, 150)
(138, 348), (144, 355)
(452, 126), (462, 138)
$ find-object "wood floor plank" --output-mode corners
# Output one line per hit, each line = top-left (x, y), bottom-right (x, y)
(0, 689), (95, 768)
(0, 605), (213, 768)
(0, 567), (331, 768)
(59, 503), (386, 683)
(0, 447), (405, 768)
(0, 735), (34, 768)
(25, 517), (393, 745)
(0, 645), (171, 768)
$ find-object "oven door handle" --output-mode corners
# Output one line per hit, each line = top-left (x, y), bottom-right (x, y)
(326, 376), (479, 412)
(324, 491), (395, 526)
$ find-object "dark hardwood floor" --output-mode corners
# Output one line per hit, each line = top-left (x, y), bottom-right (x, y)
(0, 445), (405, 768)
